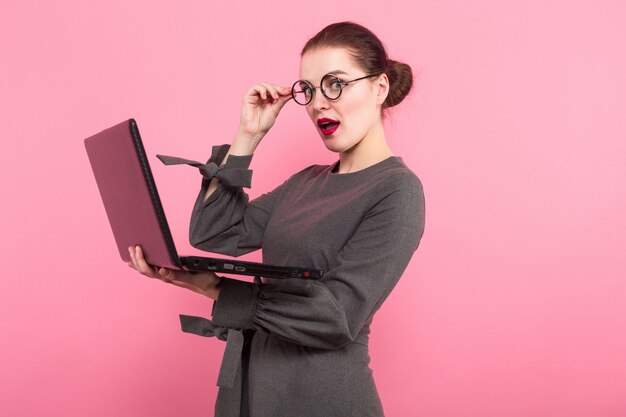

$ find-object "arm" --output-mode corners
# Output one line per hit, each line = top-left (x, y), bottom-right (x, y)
(209, 175), (426, 349)
(190, 82), (292, 256)
(188, 153), (291, 257)
(203, 83), (292, 203)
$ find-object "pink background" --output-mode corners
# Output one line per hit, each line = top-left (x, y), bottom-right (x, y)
(1, 1), (625, 416)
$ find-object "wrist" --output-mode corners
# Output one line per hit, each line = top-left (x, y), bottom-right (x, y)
(206, 276), (222, 300)
(232, 130), (262, 154)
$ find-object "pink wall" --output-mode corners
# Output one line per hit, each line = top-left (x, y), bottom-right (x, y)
(1, 1), (625, 416)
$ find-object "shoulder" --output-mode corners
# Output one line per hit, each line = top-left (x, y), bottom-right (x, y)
(369, 158), (425, 229)
(370, 157), (424, 199)
(371, 159), (426, 245)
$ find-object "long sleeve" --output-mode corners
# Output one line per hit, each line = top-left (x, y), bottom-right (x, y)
(186, 145), (290, 257)
(209, 171), (425, 349)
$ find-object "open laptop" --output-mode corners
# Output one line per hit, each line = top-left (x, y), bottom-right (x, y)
(84, 119), (322, 280)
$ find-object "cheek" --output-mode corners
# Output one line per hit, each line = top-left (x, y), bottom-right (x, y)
(341, 97), (373, 126)
(347, 87), (376, 113)
(306, 107), (316, 123)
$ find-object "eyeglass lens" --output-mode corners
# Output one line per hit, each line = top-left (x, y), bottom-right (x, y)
(291, 74), (344, 105)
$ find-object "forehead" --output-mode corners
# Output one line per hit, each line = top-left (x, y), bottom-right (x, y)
(299, 47), (361, 80)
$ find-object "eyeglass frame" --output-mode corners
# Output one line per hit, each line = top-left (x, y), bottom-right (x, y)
(291, 72), (382, 106)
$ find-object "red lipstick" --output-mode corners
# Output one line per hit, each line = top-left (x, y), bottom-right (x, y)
(317, 118), (340, 136)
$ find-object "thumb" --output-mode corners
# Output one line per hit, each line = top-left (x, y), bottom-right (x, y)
(272, 93), (292, 115)
(158, 267), (176, 280)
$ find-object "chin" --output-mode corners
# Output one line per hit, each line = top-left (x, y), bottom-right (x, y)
(321, 135), (360, 154)
(322, 141), (345, 153)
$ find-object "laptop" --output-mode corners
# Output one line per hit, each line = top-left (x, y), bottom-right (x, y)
(84, 119), (323, 280)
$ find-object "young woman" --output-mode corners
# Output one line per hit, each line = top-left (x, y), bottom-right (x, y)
(128, 21), (425, 417)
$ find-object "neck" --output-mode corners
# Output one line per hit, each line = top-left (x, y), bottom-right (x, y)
(337, 122), (393, 174)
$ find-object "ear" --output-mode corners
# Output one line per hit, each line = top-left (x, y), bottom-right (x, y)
(375, 73), (390, 106)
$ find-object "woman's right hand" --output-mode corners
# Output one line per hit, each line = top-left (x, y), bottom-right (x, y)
(127, 245), (222, 300)
(237, 83), (292, 143)
(203, 83), (291, 202)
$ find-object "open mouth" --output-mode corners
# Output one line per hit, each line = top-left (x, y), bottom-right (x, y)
(317, 118), (340, 136)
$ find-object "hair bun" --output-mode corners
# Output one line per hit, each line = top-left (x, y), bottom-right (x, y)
(384, 59), (413, 108)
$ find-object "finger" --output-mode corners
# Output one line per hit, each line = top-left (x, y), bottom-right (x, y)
(272, 93), (292, 114)
(251, 84), (268, 101)
(163, 270), (199, 286)
(155, 269), (202, 293)
(129, 247), (153, 277)
(261, 82), (280, 100)
(278, 85), (292, 97)
(156, 266), (179, 282)
(164, 275), (196, 290)
(155, 267), (199, 286)
(128, 246), (139, 270)
(244, 85), (262, 102)
(134, 245), (158, 277)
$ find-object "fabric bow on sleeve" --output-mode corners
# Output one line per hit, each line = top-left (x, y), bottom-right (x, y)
(157, 144), (253, 188)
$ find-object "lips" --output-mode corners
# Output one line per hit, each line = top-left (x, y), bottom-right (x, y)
(317, 118), (340, 136)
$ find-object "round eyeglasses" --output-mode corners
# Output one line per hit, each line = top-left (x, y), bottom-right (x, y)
(291, 73), (380, 106)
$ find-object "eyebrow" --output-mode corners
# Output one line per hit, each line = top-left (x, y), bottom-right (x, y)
(300, 70), (350, 82)
(327, 70), (349, 76)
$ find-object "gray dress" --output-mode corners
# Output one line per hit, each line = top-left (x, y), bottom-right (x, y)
(169, 145), (425, 417)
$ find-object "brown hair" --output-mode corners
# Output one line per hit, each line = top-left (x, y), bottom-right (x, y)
(301, 21), (413, 110)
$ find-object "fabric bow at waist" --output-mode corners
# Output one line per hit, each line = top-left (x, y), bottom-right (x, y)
(179, 314), (244, 389)
(180, 314), (252, 417)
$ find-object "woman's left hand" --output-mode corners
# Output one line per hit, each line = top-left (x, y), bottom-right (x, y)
(127, 245), (221, 300)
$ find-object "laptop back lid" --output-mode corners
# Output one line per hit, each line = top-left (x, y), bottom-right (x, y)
(84, 119), (182, 269)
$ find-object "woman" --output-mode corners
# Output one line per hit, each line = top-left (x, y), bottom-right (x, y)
(128, 21), (425, 417)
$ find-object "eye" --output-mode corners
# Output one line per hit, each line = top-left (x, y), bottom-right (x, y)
(328, 78), (345, 90)
(298, 81), (313, 96)
(321, 76), (344, 94)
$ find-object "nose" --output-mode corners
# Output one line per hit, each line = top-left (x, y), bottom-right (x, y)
(310, 87), (330, 111)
